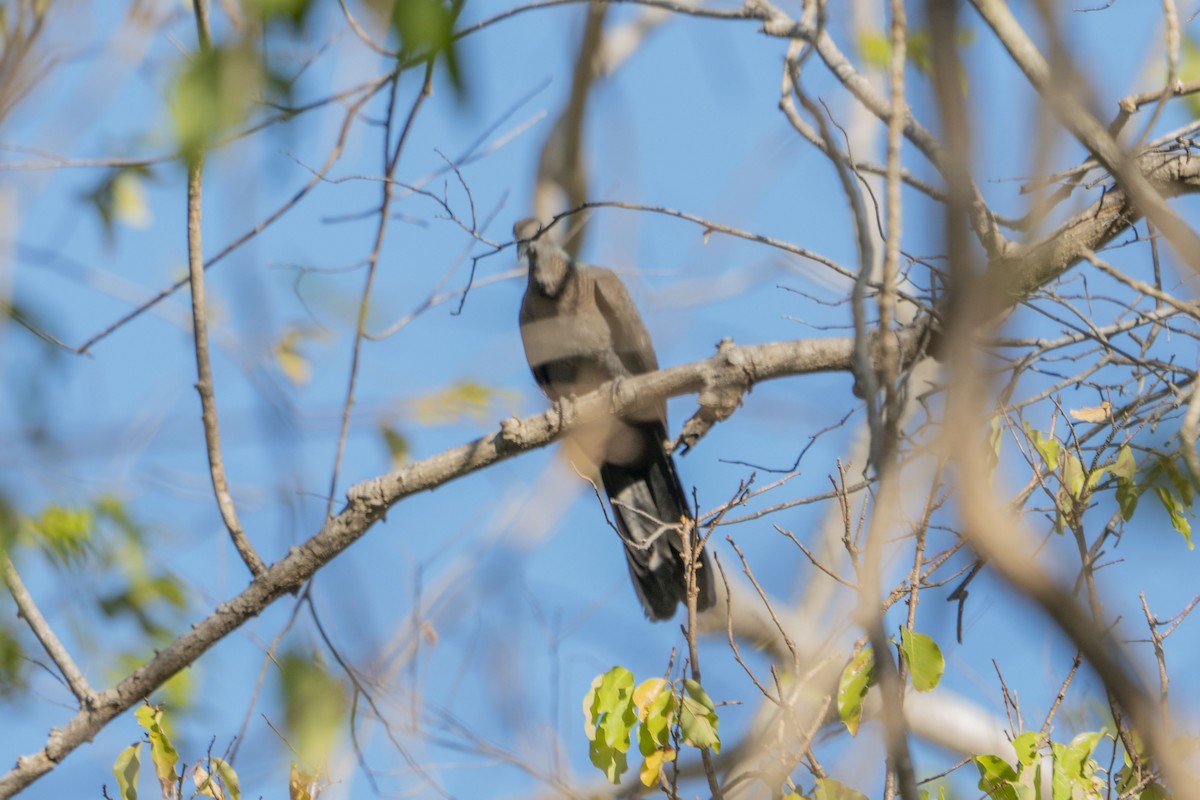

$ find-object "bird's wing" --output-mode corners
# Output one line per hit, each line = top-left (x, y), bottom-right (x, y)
(590, 267), (660, 377)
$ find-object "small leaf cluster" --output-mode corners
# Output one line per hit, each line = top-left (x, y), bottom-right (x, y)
(974, 729), (1167, 800)
(112, 704), (240, 800)
(1021, 421), (1193, 547)
(582, 666), (719, 787)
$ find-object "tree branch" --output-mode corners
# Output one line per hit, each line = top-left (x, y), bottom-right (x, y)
(1, 557), (95, 708)
(0, 329), (924, 797)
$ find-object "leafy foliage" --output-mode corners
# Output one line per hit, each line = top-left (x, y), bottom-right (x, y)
(583, 667), (720, 786)
(111, 706), (241, 800)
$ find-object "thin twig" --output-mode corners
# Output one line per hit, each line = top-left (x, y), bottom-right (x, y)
(186, 0), (265, 578)
(1, 557), (95, 706)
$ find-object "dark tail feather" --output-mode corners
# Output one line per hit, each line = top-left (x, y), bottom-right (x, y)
(599, 424), (716, 621)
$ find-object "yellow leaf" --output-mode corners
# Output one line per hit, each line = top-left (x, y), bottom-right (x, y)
(112, 171), (152, 229)
(289, 763), (313, 800)
(275, 329), (311, 386)
(639, 747), (675, 787)
(194, 764), (224, 800)
(633, 678), (668, 721)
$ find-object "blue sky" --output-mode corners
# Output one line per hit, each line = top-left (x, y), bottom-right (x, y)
(2, 0), (1199, 797)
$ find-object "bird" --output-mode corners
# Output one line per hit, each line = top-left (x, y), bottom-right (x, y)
(514, 218), (715, 621)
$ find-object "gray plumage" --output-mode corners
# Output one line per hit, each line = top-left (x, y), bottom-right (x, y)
(515, 218), (715, 621)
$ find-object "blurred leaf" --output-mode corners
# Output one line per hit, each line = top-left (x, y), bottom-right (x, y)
(392, 0), (464, 96)
(1179, 36), (1200, 118)
(0, 625), (24, 696)
(1069, 401), (1111, 423)
(111, 170), (152, 229)
(812, 777), (870, 800)
(858, 27), (974, 76)
(275, 328), (311, 386)
(114, 652), (194, 709)
(100, 571), (189, 641)
(81, 166), (153, 244)
(679, 679), (720, 753)
(837, 647), (874, 736)
(171, 44), (263, 163)
(898, 629), (944, 692)
(279, 650), (348, 771)
(112, 742), (141, 800)
(243, 0), (313, 28)
(135, 705), (179, 796)
(289, 762), (314, 800)
(22, 504), (93, 566)
(380, 424), (409, 467)
(411, 380), (514, 424)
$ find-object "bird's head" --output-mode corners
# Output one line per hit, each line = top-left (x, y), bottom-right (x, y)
(513, 218), (541, 261)
(514, 218), (571, 297)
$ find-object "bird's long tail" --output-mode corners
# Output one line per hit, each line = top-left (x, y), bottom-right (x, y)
(600, 423), (716, 621)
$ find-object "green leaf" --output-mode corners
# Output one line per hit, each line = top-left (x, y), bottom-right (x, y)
(1024, 422), (1060, 472)
(679, 679), (720, 753)
(1113, 445), (1139, 520)
(837, 647), (875, 736)
(279, 650), (348, 772)
(633, 678), (675, 752)
(1051, 730), (1103, 800)
(1163, 455), (1195, 507)
(244, 0), (314, 29)
(976, 753), (1019, 798)
(898, 629), (944, 692)
(211, 757), (241, 800)
(112, 742), (141, 800)
(589, 666), (636, 751)
(392, 0), (464, 96)
(23, 504), (93, 565)
(811, 777), (870, 800)
(134, 705), (179, 795)
(1112, 445), (1136, 484)
(1012, 731), (1040, 767)
(0, 625), (24, 696)
(1155, 486), (1194, 549)
(1063, 453), (1085, 498)
(380, 424), (409, 467)
(589, 736), (628, 784)
(170, 44), (263, 164)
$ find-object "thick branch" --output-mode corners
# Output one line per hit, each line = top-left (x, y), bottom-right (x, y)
(969, 0), (1200, 273)
(0, 329), (923, 797)
(979, 147), (1200, 315)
